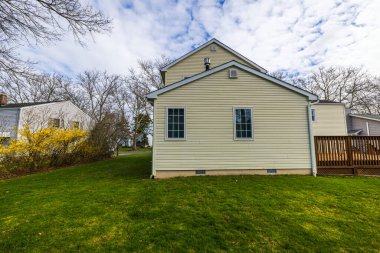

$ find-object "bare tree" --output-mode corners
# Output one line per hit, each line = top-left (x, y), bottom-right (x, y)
(271, 66), (378, 114)
(0, 0), (111, 81)
(307, 66), (375, 113)
(269, 70), (288, 81)
(137, 56), (172, 89)
(75, 70), (121, 123)
(2, 73), (72, 103)
(123, 70), (152, 150)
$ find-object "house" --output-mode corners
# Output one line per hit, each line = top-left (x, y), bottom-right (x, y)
(121, 134), (153, 148)
(311, 100), (347, 136)
(147, 39), (319, 178)
(0, 94), (92, 143)
(347, 114), (380, 136)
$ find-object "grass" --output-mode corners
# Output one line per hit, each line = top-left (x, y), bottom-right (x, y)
(118, 147), (151, 152)
(0, 154), (379, 252)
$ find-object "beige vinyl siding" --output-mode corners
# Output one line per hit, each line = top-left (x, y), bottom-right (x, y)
(164, 42), (260, 85)
(153, 68), (312, 172)
(311, 104), (347, 136)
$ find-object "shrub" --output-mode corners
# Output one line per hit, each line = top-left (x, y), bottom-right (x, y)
(0, 126), (111, 177)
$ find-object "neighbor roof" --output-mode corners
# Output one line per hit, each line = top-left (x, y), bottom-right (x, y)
(0, 101), (65, 109)
(318, 100), (341, 104)
(350, 114), (380, 122)
(160, 38), (268, 73)
(147, 61), (318, 100)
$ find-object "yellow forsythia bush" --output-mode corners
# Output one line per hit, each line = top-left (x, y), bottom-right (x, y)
(0, 126), (105, 176)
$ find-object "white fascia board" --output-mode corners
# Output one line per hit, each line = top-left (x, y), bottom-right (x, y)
(147, 61), (318, 100)
(160, 38), (267, 73)
(315, 103), (345, 106)
(350, 114), (380, 122)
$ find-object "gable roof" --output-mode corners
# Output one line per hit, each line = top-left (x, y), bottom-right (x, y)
(147, 61), (318, 100)
(350, 114), (380, 122)
(160, 38), (268, 73)
(0, 100), (65, 109)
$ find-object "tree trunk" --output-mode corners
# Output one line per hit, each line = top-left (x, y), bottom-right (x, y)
(132, 133), (137, 151)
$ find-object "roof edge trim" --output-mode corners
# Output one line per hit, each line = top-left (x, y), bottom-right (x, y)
(160, 38), (267, 73)
(147, 61), (317, 100)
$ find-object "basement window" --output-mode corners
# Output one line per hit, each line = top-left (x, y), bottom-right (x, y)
(166, 107), (186, 140)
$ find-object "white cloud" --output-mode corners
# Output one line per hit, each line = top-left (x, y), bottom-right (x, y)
(19, 0), (380, 77)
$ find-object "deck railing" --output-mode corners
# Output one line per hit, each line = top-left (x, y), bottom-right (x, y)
(314, 136), (380, 175)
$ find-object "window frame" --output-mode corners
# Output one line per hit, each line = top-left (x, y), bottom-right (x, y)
(70, 121), (80, 129)
(49, 118), (61, 128)
(311, 109), (316, 122)
(165, 107), (186, 141)
(233, 107), (254, 141)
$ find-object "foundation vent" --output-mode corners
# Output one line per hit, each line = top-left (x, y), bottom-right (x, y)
(266, 169), (277, 174)
(195, 170), (206, 175)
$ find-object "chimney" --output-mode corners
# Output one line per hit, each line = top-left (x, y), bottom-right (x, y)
(204, 57), (211, 71)
(0, 94), (7, 106)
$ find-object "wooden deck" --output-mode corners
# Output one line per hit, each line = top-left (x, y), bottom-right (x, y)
(314, 136), (380, 176)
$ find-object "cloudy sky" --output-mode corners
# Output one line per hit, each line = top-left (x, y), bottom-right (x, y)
(21, 0), (380, 78)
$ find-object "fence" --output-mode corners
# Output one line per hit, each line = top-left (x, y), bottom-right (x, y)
(314, 136), (380, 176)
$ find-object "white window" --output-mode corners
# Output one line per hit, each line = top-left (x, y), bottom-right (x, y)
(166, 108), (186, 140)
(234, 108), (253, 140)
(311, 109), (316, 122)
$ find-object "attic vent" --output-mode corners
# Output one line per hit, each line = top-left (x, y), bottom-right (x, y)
(210, 45), (217, 51)
(229, 69), (238, 78)
(267, 169), (277, 174)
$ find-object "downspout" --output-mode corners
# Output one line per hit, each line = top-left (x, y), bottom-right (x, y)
(308, 100), (318, 177)
(15, 108), (21, 139)
(150, 99), (156, 179)
(366, 122), (370, 136)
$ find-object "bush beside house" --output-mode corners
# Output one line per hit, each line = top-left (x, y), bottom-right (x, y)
(0, 126), (112, 178)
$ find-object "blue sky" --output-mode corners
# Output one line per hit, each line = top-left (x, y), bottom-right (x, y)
(20, 0), (380, 78)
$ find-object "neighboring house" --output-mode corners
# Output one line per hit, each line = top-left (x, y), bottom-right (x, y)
(121, 134), (153, 148)
(0, 94), (92, 143)
(147, 38), (318, 178)
(347, 114), (380, 136)
(311, 100), (347, 136)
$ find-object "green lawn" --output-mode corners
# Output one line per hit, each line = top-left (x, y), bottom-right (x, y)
(0, 154), (379, 252)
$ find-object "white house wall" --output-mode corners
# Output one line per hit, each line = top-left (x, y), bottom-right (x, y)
(18, 101), (92, 135)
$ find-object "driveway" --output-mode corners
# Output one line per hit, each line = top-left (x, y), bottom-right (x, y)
(118, 151), (151, 156)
